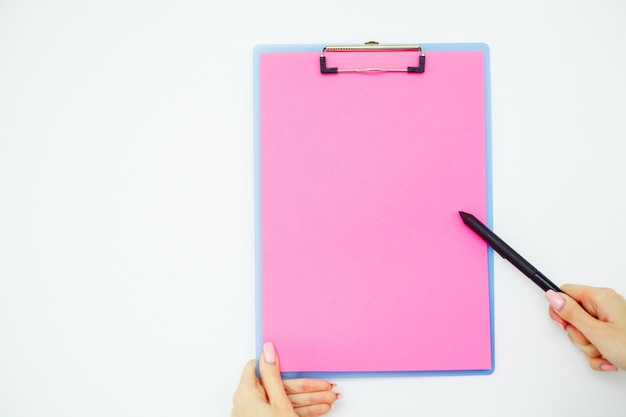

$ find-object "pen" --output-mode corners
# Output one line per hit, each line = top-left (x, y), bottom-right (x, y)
(459, 211), (562, 293)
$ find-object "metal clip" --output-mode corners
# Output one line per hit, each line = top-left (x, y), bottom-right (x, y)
(320, 42), (426, 74)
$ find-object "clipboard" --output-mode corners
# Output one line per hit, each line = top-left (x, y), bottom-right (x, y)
(254, 42), (494, 378)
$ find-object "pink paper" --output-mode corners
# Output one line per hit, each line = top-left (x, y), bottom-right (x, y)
(259, 49), (491, 373)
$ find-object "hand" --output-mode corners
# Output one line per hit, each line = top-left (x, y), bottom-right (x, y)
(546, 284), (626, 371)
(232, 342), (339, 417)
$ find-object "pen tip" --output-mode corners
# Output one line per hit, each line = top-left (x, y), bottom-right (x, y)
(458, 211), (471, 222)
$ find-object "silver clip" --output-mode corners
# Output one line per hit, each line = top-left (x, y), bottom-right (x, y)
(320, 42), (425, 74)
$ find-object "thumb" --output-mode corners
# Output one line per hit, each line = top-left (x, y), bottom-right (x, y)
(545, 290), (598, 337)
(259, 342), (291, 408)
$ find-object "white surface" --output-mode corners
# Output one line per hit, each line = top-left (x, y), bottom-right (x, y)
(1, 1), (626, 416)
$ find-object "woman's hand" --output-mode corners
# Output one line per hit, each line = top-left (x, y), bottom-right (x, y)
(232, 342), (339, 417)
(546, 284), (626, 371)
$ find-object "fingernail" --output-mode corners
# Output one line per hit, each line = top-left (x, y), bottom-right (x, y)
(554, 321), (566, 331)
(330, 383), (337, 389)
(545, 290), (565, 311)
(263, 341), (276, 365)
(600, 363), (618, 372)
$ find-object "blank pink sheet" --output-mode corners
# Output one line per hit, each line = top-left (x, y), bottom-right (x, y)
(256, 44), (493, 376)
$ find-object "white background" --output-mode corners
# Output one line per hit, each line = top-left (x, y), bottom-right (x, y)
(1, 1), (626, 416)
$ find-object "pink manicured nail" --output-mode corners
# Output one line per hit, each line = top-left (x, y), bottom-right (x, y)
(600, 363), (618, 372)
(545, 290), (565, 311)
(263, 341), (276, 365)
(554, 321), (566, 331)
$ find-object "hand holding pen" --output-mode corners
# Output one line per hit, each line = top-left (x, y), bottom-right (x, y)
(546, 285), (626, 372)
(460, 211), (626, 372)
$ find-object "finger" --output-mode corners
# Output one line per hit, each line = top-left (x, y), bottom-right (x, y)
(288, 390), (340, 408)
(587, 356), (619, 372)
(566, 323), (591, 347)
(545, 290), (598, 338)
(547, 306), (568, 330)
(567, 331), (602, 359)
(283, 378), (334, 395)
(294, 403), (333, 417)
(259, 342), (291, 408)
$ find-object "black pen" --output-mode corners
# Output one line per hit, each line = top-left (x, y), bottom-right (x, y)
(459, 211), (562, 293)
